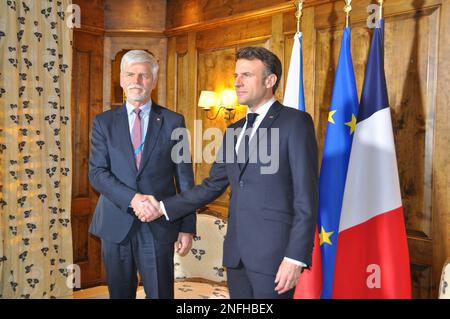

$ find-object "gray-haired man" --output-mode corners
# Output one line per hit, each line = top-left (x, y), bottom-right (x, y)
(89, 50), (196, 299)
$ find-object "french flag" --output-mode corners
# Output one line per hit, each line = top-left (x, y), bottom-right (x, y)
(332, 20), (412, 298)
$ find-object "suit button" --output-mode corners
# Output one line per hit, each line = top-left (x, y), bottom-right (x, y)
(239, 181), (244, 187)
(136, 176), (141, 182)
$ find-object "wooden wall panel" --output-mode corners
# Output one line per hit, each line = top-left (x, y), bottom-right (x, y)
(433, 0), (450, 300)
(176, 53), (190, 122)
(314, 0), (443, 29)
(385, 9), (439, 240)
(71, 213), (90, 262)
(172, 37), (198, 176)
(376, 4), (442, 298)
(176, 35), (188, 54)
(166, 37), (177, 111)
(77, 0), (104, 29)
(167, 0), (292, 29)
(72, 51), (91, 198)
(196, 17), (272, 50)
(272, 13), (285, 102)
(105, 0), (166, 31)
(412, 264), (433, 298)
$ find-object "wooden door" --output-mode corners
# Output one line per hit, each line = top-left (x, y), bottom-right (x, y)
(71, 2), (105, 287)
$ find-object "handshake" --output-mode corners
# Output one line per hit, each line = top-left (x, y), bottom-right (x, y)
(130, 193), (164, 222)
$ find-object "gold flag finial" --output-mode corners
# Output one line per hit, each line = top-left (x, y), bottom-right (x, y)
(294, 0), (304, 33)
(344, 0), (352, 28)
(377, 0), (384, 20)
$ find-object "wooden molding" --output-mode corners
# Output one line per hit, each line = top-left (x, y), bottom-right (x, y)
(164, 0), (331, 36)
(75, 24), (104, 36)
(75, 26), (166, 38)
(197, 35), (272, 51)
(105, 29), (166, 38)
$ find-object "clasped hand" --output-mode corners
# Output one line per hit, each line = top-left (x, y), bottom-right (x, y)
(131, 194), (163, 222)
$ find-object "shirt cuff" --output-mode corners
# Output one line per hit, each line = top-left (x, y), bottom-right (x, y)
(160, 201), (170, 221)
(284, 257), (307, 268)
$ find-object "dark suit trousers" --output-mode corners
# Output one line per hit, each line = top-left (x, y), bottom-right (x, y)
(227, 261), (294, 299)
(101, 221), (174, 299)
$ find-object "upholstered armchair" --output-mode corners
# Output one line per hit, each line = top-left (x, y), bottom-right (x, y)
(438, 257), (450, 299)
(174, 210), (229, 299)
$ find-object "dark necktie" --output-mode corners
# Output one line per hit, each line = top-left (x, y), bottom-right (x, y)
(132, 108), (142, 169)
(237, 113), (259, 168)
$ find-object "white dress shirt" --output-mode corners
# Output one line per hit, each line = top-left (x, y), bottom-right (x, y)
(235, 97), (275, 152)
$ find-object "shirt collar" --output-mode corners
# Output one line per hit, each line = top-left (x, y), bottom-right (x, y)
(246, 97), (276, 120)
(126, 100), (152, 116)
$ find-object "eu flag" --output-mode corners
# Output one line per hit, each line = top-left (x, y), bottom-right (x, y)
(318, 27), (359, 298)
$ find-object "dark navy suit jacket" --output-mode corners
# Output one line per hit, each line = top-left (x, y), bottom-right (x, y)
(164, 101), (318, 276)
(89, 102), (195, 244)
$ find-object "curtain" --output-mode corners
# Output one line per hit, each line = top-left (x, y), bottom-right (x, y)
(0, 0), (73, 298)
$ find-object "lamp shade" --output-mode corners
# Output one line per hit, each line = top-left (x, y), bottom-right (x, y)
(220, 89), (238, 109)
(198, 91), (217, 110)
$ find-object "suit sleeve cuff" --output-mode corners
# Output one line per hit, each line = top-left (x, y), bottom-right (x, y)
(160, 201), (170, 221)
(284, 257), (307, 268)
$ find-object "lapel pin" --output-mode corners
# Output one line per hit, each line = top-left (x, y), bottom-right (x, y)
(269, 115), (274, 119)
(157, 118), (160, 121)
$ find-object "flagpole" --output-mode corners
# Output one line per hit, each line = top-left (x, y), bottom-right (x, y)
(344, 0), (352, 28)
(294, 0), (304, 33)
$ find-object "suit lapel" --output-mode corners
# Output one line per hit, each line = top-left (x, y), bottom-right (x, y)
(115, 104), (138, 173)
(254, 101), (282, 142)
(238, 101), (283, 178)
(137, 103), (163, 175)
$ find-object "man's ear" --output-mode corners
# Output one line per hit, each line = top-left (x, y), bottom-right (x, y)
(265, 74), (277, 89)
(151, 77), (158, 90)
(119, 73), (125, 90)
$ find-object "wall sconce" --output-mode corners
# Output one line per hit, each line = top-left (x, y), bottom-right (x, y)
(198, 90), (217, 110)
(198, 89), (237, 120)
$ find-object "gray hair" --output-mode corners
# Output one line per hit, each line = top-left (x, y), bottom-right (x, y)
(120, 50), (159, 79)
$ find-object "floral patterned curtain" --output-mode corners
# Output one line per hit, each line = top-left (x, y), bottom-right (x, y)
(0, 0), (73, 298)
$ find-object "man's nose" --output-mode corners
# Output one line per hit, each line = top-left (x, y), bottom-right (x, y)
(131, 74), (144, 84)
(235, 77), (242, 87)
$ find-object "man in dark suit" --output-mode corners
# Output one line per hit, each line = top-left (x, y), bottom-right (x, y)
(88, 50), (195, 299)
(140, 47), (318, 299)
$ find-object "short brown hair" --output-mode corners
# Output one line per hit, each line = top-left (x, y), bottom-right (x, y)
(236, 47), (282, 93)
